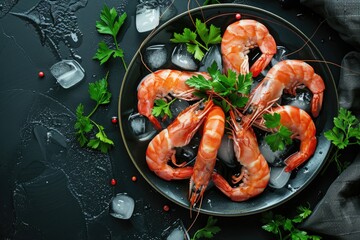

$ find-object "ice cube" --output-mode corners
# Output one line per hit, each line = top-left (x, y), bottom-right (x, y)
(281, 88), (312, 114)
(109, 193), (135, 219)
(144, 44), (168, 70)
(128, 112), (157, 141)
(217, 134), (236, 168)
(171, 43), (198, 70)
(170, 99), (189, 119)
(269, 167), (291, 189)
(270, 46), (288, 66)
(50, 59), (85, 89)
(136, 1), (160, 33)
(259, 135), (295, 167)
(175, 133), (201, 165)
(161, 219), (190, 240)
(158, 0), (177, 22)
(155, 99), (190, 127)
(199, 45), (222, 72)
(256, 46), (289, 79)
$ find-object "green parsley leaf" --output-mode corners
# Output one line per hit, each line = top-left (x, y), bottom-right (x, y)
(222, 70), (236, 88)
(186, 62), (253, 112)
(261, 212), (283, 235)
(152, 98), (176, 119)
(74, 76), (114, 153)
(94, 5), (127, 69)
(186, 75), (212, 91)
(237, 72), (253, 94)
(171, 28), (197, 43)
(207, 61), (220, 76)
(261, 205), (322, 240)
(74, 104), (93, 147)
(170, 19), (221, 61)
(187, 43), (205, 61)
(264, 113), (281, 129)
(195, 19), (221, 47)
(89, 77), (112, 105)
(75, 104), (93, 133)
(263, 113), (293, 152)
(291, 229), (309, 240)
(96, 6), (127, 38)
(93, 41), (114, 65)
(297, 205), (312, 220)
(265, 126), (293, 151)
(213, 99), (231, 113)
(191, 216), (221, 240)
(283, 219), (294, 232)
(87, 124), (114, 153)
(324, 107), (360, 173)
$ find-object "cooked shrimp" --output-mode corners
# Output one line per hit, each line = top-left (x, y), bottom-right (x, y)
(189, 106), (225, 206)
(146, 100), (214, 181)
(259, 105), (317, 172)
(137, 69), (211, 130)
(211, 110), (270, 202)
(221, 19), (277, 77)
(242, 59), (325, 129)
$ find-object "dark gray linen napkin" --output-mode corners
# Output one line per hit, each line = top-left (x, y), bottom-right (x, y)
(299, 0), (360, 239)
(301, 0), (360, 51)
(338, 51), (360, 118)
(300, 152), (360, 239)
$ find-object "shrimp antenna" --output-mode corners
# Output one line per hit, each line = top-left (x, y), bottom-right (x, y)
(283, 19), (327, 59)
(187, 0), (206, 27)
(187, 196), (203, 233)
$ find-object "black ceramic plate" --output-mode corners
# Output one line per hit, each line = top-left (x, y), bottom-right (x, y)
(118, 4), (337, 216)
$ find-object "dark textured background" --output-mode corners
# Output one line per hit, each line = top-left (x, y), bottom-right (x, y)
(0, 0), (356, 239)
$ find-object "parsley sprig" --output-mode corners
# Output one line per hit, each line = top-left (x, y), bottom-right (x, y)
(186, 62), (252, 112)
(262, 205), (321, 240)
(152, 98), (177, 119)
(151, 63), (252, 119)
(93, 5), (128, 70)
(170, 18), (222, 61)
(263, 113), (293, 152)
(191, 216), (221, 240)
(74, 74), (114, 153)
(324, 107), (360, 173)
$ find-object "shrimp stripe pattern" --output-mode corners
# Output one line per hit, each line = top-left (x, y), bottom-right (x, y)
(268, 105), (317, 172)
(242, 59), (325, 129)
(137, 69), (211, 130)
(221, 19), (276, 77)
(212, 110), (270, 202)
(146, 100), (214, 181)
(189, 106), (225, 206)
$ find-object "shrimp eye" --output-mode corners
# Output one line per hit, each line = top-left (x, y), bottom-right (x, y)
(236, 116), (242, 122)
(244, 107), (253, 115)
(198, 102), (205, 110)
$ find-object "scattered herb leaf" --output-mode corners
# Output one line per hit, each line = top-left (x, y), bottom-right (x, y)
(262, 205), (322, 240)
(186, 62), (252, 112)
(93, 5), (127, 70)
(94, 41), (124, 65)
(152, 98), (177, 119)
(263, 113), (293, 152)
(324, 107), (360, 173)
(74, 75), (114, 153)
(191, 216), (221, 240)
(170, 19), (221, 61)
